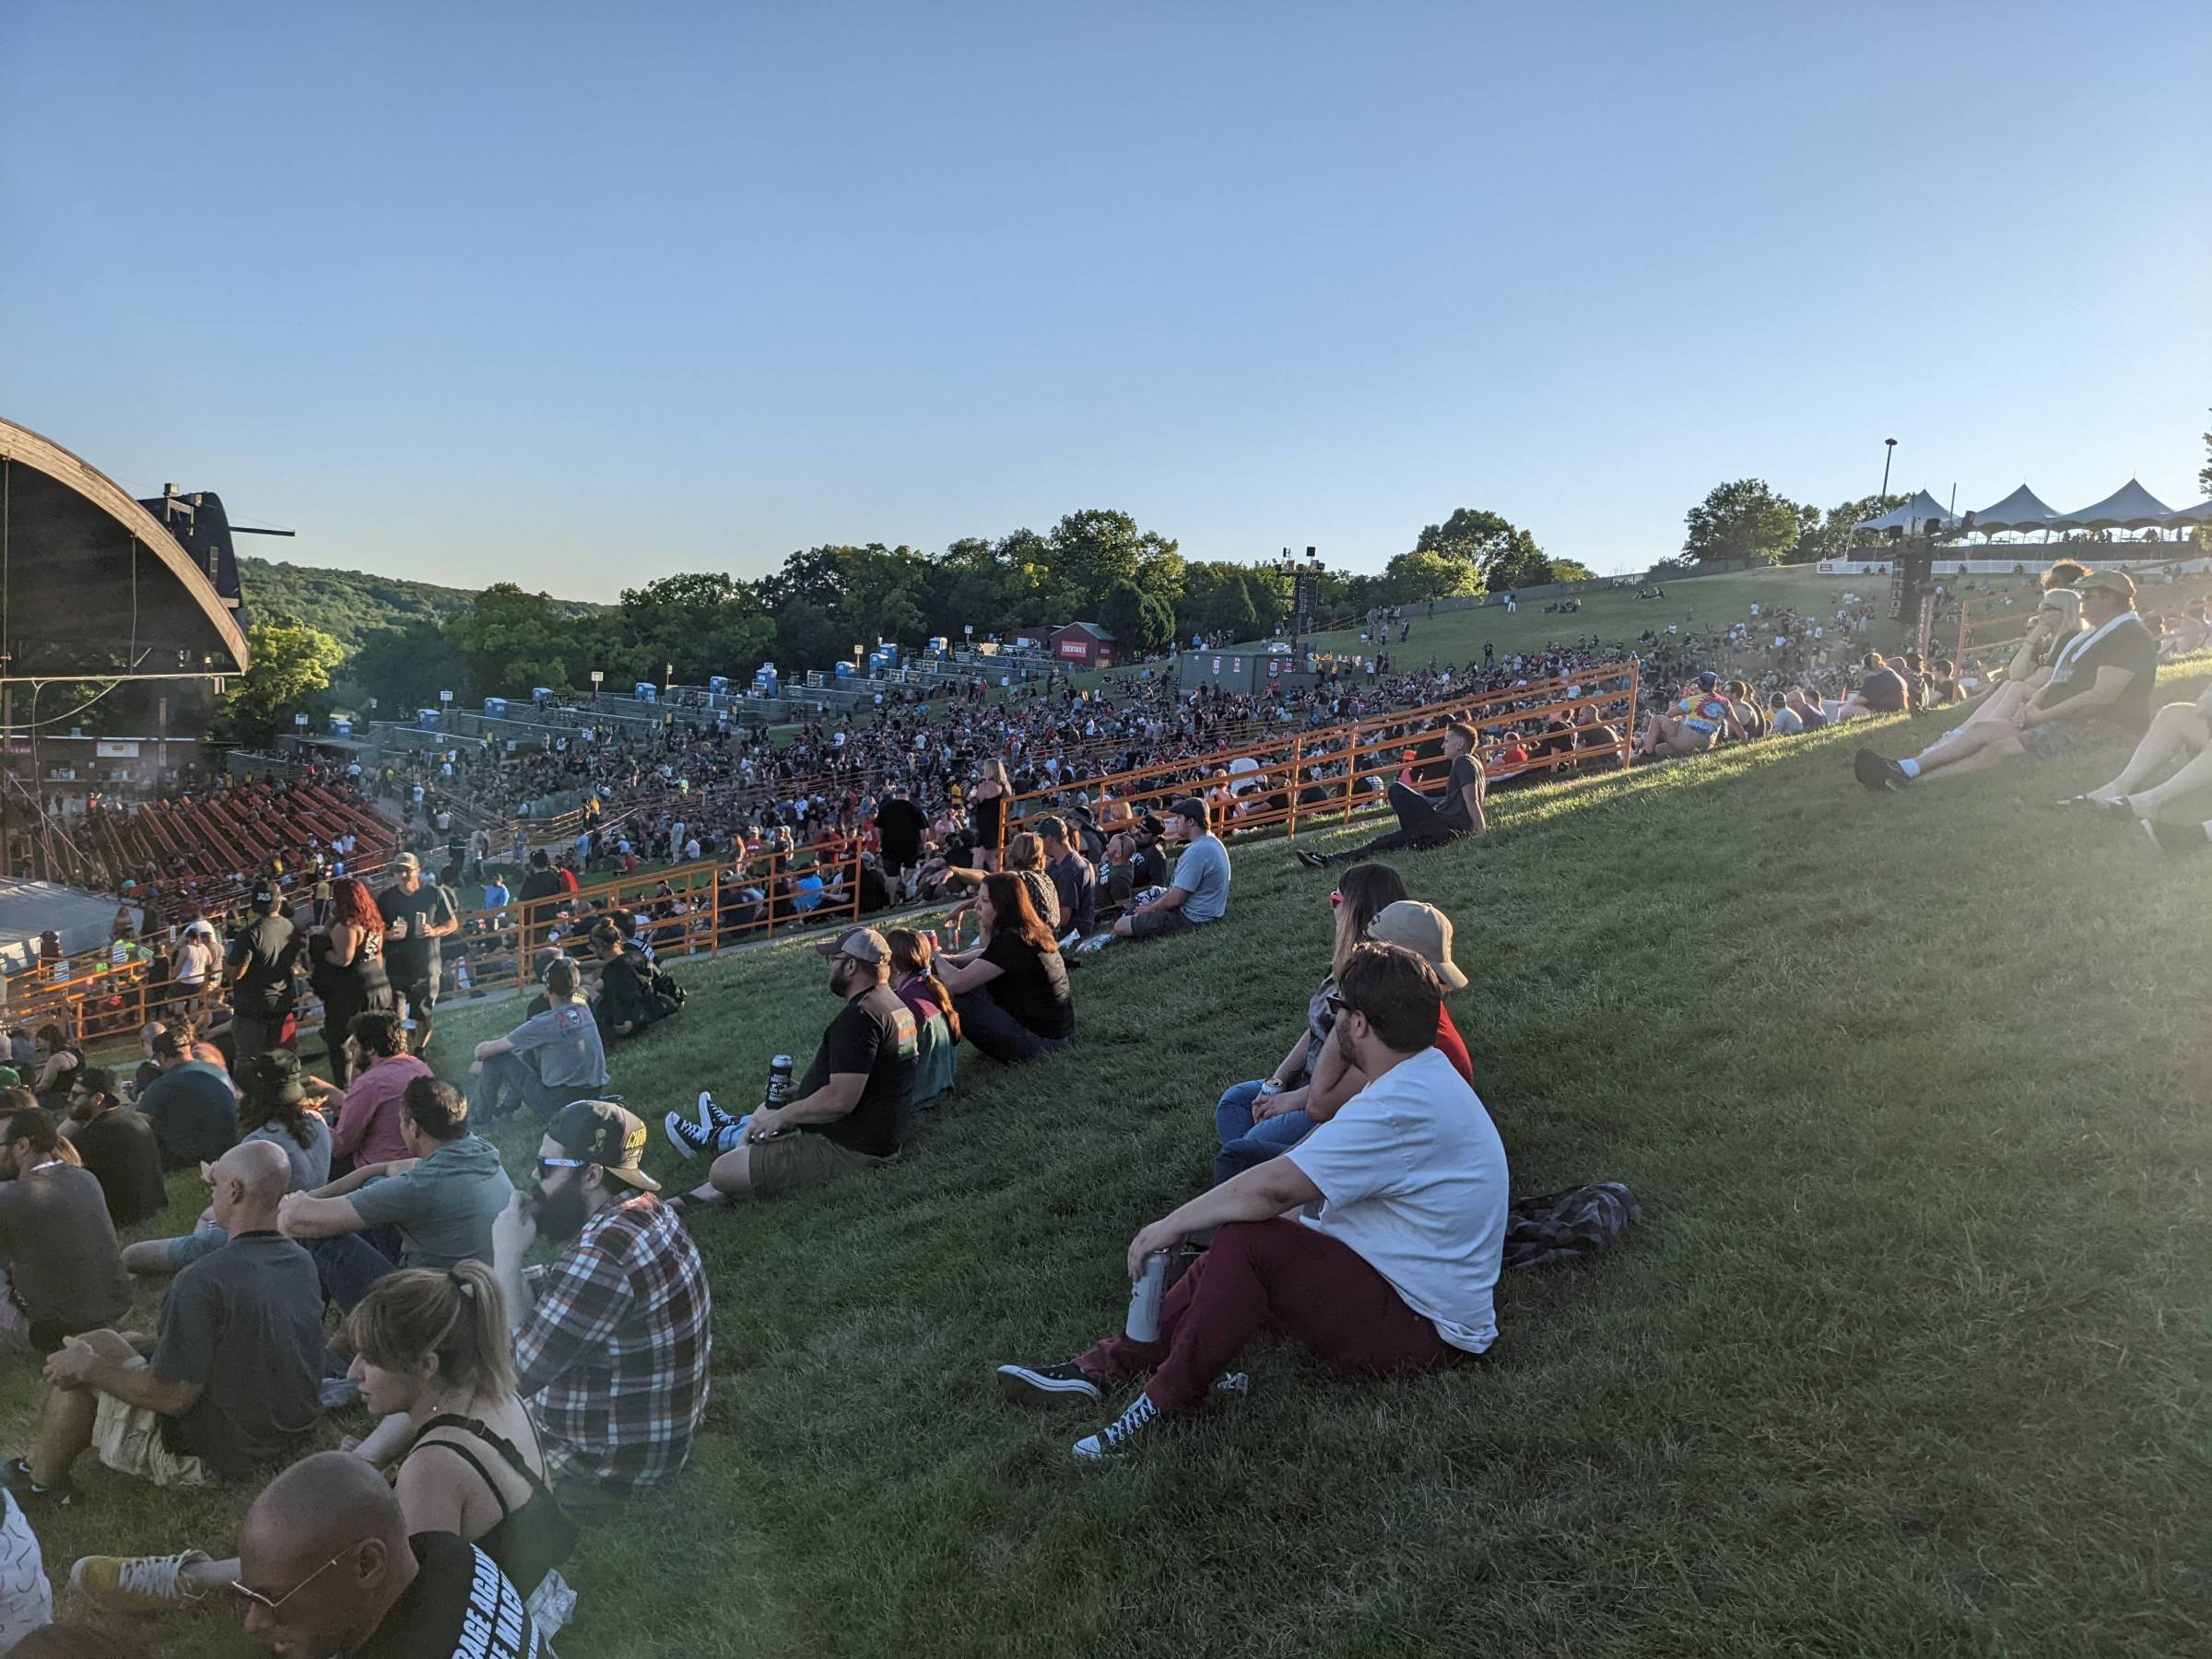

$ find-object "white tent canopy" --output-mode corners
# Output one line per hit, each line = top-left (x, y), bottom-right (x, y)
(1964, 483), (2060, 535)
(2050, 477), (2172, 531)
(1854, 489), (1959, 535)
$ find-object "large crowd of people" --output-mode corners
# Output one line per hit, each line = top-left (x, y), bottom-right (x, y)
(0, 555), (2203, 1651)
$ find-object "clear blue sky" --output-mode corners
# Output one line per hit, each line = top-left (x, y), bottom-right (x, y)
(5, 2), (2206, 599)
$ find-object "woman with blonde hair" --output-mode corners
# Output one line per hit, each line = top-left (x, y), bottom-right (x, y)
(936, 828), (1060, 933)
(970, 758), (1011, 872)
(1955, 585), (2084, 729)
(1209, 862), (1406, 1184)
(887, 928), (960, 1108)
(70, 1260), (576, 1630)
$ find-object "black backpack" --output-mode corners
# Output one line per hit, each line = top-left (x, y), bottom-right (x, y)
(1501, 1182), (1641, 1271)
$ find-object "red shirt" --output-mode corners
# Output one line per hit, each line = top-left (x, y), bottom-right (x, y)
(1435, 1007), (1474, 1084)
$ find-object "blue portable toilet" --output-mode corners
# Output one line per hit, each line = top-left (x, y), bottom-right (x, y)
(634, 682), (658, 703)
(330, 717), (353, 736)
(865, 652), (888, 675)
(418, 708), (441, 730)
(484, 697), (509, 717)
(754, 663), (779, 696)
(531, 687), (554, 705)
(833, 661), (853, 680)
(708, 675), (730, 696)
(877, 642), (900, 665)
(927, 635), (949, 659)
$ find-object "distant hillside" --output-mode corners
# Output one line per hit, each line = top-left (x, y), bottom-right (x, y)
(237, 556), (605, 651)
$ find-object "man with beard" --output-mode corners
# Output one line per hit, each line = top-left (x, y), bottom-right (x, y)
(662, 928), (917, 1200)
(491, 1100), (710, 1505)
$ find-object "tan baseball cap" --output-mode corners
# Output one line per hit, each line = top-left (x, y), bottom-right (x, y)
(1366, 900), (1469, 990)
(2075, 568), (2137, 602)
(815, 926), (890, 965)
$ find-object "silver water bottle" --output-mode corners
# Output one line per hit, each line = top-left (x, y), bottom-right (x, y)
(1125, 1250), (1171, 1343)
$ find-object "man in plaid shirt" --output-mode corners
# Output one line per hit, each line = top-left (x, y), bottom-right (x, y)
(492, 1100), (711, 1501)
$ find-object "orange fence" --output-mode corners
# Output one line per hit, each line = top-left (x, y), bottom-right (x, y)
(8, 844), (864, 1058)
(992, 662), (1642, 848)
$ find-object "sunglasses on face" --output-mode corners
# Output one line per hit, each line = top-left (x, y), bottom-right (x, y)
(1324, 993), (1359, 1018)
(230, 1543), (359, 1614)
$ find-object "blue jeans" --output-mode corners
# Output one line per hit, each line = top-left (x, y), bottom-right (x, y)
(954, 986), (1073, 1066)
(1213, 1077), (1316, 1187)
(306, 1230), (405, 1314)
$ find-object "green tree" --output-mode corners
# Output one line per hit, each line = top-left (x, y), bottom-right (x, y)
(1100, 579), (1174, 656)
(617, 571), (775, 685)
(219, 615), (344, 746)
(1414, 508), (1540, 589)
(1043, 510), (1179, 620)
(1794, 492), (1908, 563)
(345, 619), (472, 713)
(446, 583), (576, 694)
(1683, 479), (1806, 565)
(1382, 548), (1484, 602)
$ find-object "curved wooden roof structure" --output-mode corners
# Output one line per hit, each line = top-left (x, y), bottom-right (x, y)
(0, 418), (247, 682)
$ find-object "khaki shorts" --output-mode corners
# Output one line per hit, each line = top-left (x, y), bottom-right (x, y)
(747, 1131), (885, 1197)
(93, 1360), (206, 1489)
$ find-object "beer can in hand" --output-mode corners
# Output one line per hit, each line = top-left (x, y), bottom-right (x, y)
(766, 1054), (794, 1106)
(1124, 1249), (1171, 1343)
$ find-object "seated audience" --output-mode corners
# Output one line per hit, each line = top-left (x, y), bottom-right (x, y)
(1099, 834), (1139, 918)
(312, 1010), (434, 1177)
(1297, 724), (1485, 868)
(1037, 816), (1098, 939)
(494, 1101), (711, 1502)
(1857, 571), (2156, 793)
(589, 921), (674, 1041)
(469, 956), (608, 1122)
(73, 1261), (573, 1631)
(935, 876), (1075, 1065)
(29, 1028), (85, 1113)
(135, 1028), (237, 1171)
(2061, 679), (2212, 821)
(278, 1078), (515, 1312)
(1631, 672), (1744, 759)
(0, 1100), (130, 1356)
(995, 945), (1508, 1460)
(58, 1069), (166, 1228)
(0, 1489), (52, 1649)
(1835, 650), (1912, 720)
(1213, 863), (1404, 1184)
(230, 1452), (540, 1656)
(9, 1141), (322, 1502)
(1113, 798), (1231, 939)
(669, 931), (920, 1197)
(1767, 692), (1804, 735)
(887, 928), (960, 1110)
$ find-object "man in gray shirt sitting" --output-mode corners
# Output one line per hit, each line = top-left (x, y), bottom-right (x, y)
(0, 1099), (130, 1356)
(1113, 797), (1232, 942)
(466, 956), (609, 1122)
(8, 1139), (323, 1503)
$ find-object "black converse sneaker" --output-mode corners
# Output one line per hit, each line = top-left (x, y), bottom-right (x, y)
(1073, 1391), (1159, 1461)
(698, 1089), (736, 1133)
(663, 1111), (715, 1159)
(995, 1361), (1102, 1406)
(1295, 848), (1331, 869)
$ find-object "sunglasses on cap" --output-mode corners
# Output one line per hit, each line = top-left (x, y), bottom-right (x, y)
(535, 1155), (590, 1182)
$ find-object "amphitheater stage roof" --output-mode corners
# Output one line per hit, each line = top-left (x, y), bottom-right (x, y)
(0, 878), (128, 977)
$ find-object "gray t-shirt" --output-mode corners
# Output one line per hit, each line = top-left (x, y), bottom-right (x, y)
(244, 1113), (333, 1193)
(1432, 755), (1485, 832)
(0, 1163), (129, 1339)
(1170, 834), (1232, 924)
(151, 1230), (325, 1478)
(505, 999), (609, 1089)
(349, 1135), (515, 1270)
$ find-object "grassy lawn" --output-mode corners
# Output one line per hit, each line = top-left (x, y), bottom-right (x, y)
(9, 665), (2211, 1657)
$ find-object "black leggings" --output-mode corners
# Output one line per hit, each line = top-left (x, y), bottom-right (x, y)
(1344, 782), (1464, 859)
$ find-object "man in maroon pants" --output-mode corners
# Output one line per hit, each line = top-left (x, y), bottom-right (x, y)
(996, 944), (1510, 1460)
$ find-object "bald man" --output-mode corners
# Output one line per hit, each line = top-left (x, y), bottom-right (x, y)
(235, 1452), (539, 1657)
(6, 1139), (324, 1504)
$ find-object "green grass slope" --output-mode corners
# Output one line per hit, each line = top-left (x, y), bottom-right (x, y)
(10, 676), (2210, 1657)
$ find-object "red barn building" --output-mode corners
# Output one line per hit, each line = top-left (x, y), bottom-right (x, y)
(1049, 621), (1115, 669)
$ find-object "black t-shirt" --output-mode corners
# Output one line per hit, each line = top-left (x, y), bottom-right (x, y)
(1432, 755), (1485, 830)
(980, 934), (1076, 1041)
(379, 881), (459, 982)
(797, 984), (918, 1158)
(152, 1231), (325, 1478)
(359, 1533), (540, 1659)
(1855, 667), (1908, 712)
(139, 1062), (240, 1171)
(2033, 616), (2159, 732)
(227, 913), (300, 1017)
(71, 1108), (169, 1227)
(1132, 841), (1169, 891)
(876, 799), (927, 868)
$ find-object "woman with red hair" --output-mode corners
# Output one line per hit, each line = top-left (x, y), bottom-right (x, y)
(313, 877), (395, 1084)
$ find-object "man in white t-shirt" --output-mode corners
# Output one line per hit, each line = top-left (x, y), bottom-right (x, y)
(994, 943), (1508, 1460)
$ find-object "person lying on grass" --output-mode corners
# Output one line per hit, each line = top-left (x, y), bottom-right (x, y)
(663, 927), (922, 1189)
(8, 1141), (323, 1506)
(1630, 672), (1744, 759)
(72, 1260), (575, 1639)
(2056, 680), (2212, 822)
(492, 1100), (711, 1506)
(997, 943), (1508, 1462)
(1295, 724), (1485, 870)
(1855, 569), (2157, 794)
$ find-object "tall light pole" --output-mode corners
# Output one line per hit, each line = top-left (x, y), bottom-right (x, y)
(1880, 437), (1898, 500)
